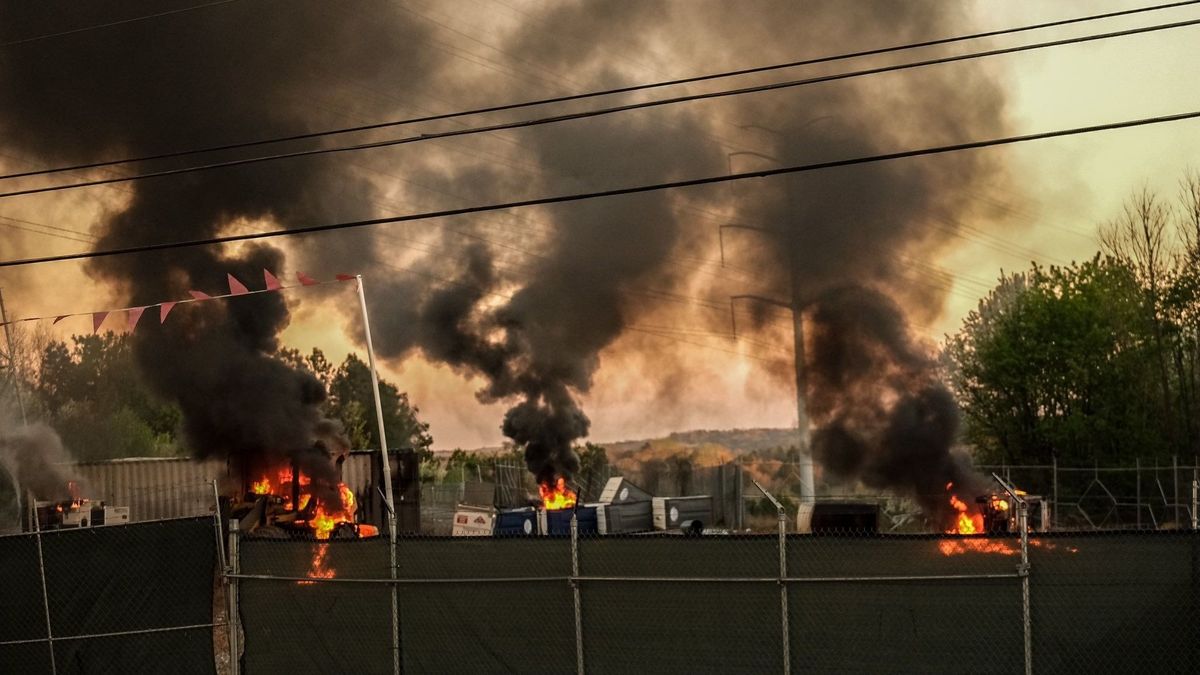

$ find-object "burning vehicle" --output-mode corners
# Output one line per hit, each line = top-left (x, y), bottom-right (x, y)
(21, 480), (130, 532)
(232, 463), (378, 541)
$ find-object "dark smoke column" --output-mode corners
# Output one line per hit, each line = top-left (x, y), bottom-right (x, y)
(0, 3), (434, 484)
(805, 287), (985, 526)
(502, 390), (586, 485)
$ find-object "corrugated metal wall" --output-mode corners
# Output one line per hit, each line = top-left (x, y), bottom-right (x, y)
(70, 452), (385, 524)
(72, 457), (228, 522)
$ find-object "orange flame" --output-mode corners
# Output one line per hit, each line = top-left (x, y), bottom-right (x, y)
(540, 477), (577, 511)
(945, 484), (983, 535)
(297, 543), (336, 585)
(248, 468), (363, 540)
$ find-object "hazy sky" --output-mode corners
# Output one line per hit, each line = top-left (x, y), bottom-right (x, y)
(2, 1), (1199, 450)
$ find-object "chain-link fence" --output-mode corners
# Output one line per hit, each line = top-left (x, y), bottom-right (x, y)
(3, 482), (1200, 672)
(0, 515), (222, 675)
(224, 496), (1200, 674)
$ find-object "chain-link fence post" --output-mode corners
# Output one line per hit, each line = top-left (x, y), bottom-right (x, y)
(227, 520), (240, 675)
(1052, 456), (1058, 529)
(32, 511), (56, 675)
(778, 505), (791, 675)
(210, 481), (231, 675)
(1173, 455), (1182, 526)
(1192, 475), (1198, 530)
(1018, 498), (1032, 675)
(570, 513), (585, 675)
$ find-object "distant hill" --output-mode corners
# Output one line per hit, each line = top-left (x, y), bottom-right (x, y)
(442, 427), (798, 460)
(601, 428), (798, 458)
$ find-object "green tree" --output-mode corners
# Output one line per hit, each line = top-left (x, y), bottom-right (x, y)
(575, 442), (611, 501)
(34, 332), (181, 459)
(280, 348), (434, 456)
(946, 256), (1167, 465)
(324, 352), (434, 456)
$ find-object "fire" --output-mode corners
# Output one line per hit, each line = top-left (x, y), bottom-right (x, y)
(297, 543), (336, 586)
(939, 537), (1079, 557)
(540, 477), (577, 510)
(945, 486), (983, 535)
(939, 539), (1017, 556)
(248, 468), (372, 541)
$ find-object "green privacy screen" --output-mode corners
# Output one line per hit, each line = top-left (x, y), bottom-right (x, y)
(0, 517), (217, 675)
(238, 532), (1200, 675)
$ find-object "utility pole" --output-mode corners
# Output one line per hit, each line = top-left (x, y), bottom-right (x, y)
(722, 119), (832, 506)
(723, 226), (814, 505)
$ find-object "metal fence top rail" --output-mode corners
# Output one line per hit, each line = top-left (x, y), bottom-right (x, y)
(0, 515), (212, 540)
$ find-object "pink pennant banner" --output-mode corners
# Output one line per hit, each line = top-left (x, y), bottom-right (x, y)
(9, 270), (357, 329)
(127, 307), (146, 331)
(227, 274), (249, 295)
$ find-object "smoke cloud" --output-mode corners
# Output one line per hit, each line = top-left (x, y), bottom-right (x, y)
(0, 1), (432, 493)
(805, 287), (985, 523)
(2, 1), (1011, 508)
(0, 422), (77, 502)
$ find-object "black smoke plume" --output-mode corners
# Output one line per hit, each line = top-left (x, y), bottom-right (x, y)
(3, 2), (1012, 508)
(805, 286), (985, 524)
(0, 1), (431, 497)
(356, 1), (1008, 495)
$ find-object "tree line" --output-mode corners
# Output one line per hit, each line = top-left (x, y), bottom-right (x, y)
(2, 335), (432, 462)
(946, 170), (1200, 467)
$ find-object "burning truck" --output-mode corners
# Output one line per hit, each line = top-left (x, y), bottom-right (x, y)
(232, 464), (377, 540)
(22, 480), (130, 532)
(224, 425), (388, 540)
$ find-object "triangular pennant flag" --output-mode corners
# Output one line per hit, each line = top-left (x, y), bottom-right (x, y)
(92, 311), (109, 333)
(127, 307), (146, 331)
(53, 315), (68, 324)
(188, 290), (212, 301)
(264, 269), (282, 291)
(227, 274), (249, 295)
(160, 302), (177, 323)
(297, 272), (318, 286)
(335, 274), (355, 282)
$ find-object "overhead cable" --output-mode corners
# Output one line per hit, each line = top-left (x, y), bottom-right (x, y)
(1, 0), (1196, 184)
(3, 108), (1197, 269)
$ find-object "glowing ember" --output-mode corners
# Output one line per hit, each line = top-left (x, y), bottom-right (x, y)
(297, 543), (335, 585)
(939, 538), (1017, 556)
(939, 537), (1080, 557)
(540, 477), (577, 510)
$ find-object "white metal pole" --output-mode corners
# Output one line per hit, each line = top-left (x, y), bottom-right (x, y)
(355, 275), (401, 675)
(227, 520), (240, 675)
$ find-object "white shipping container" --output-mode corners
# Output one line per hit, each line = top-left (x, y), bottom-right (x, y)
(451, 506), (495, 536)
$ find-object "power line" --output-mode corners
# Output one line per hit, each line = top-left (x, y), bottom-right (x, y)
(3, 108), (1197, 269)
(2, 1), (1195, 184)
(0, 0), (242, 48)
(0, 214), (97, 243)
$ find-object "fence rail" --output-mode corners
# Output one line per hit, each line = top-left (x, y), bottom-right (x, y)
(3, 483), (1200, 673)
